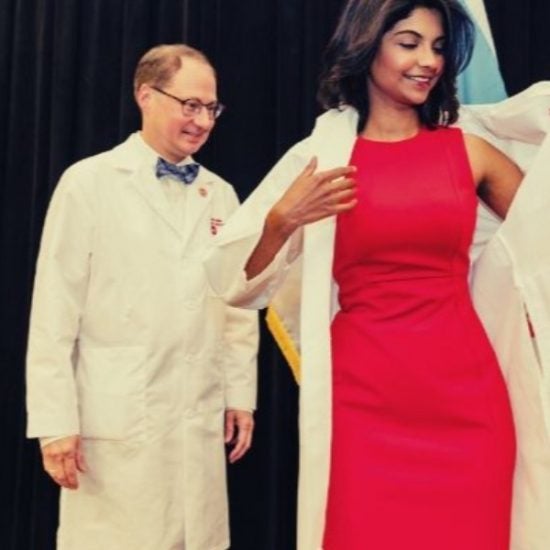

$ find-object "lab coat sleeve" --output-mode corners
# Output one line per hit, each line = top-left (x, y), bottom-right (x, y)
(204, 139), (311, 310)
(222, 304), (259, 411)
(26, 162), (96, 438)
(466, 84), (550, 548)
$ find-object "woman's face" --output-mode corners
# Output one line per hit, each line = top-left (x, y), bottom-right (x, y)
(368, 6), (445, 110)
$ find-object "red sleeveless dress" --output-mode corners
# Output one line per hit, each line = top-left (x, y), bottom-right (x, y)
(323, 127), (516, 549)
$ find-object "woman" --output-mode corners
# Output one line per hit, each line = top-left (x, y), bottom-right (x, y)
(205, 1), (550, 548)
(316, 3), (518, 549)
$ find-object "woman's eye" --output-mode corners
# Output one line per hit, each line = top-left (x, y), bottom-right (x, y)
(399, 43), (417, 49)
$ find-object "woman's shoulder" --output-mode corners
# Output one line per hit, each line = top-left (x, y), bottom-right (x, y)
(461, 131), (497, 158)
(431, 124), (463, 137)
(419, 124), (465, 146)
(418, 125), (466, 151)
(445, 123), (494, 149)
(428, 125), (497, 156)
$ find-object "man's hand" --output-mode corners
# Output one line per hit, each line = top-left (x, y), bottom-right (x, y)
(41, 435), (87, 489)
(224, 410), (254, 464)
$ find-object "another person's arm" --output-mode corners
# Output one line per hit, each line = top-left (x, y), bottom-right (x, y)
(204, 146), (356, 309)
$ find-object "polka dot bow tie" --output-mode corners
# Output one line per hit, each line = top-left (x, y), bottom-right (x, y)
(155, 158), (200, 184)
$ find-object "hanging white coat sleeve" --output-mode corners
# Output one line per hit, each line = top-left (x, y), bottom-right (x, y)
(216, 185), (260, 411)
(204, 139), (311, 310)
(465, 82), (550, 550)
(26, 163), (96, 438)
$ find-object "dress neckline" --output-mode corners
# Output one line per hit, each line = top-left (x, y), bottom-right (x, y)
(357, 126), (427, 145)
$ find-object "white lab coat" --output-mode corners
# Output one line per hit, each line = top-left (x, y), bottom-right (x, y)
(204, 83), (550, 550)
(26, 133), (258, 550)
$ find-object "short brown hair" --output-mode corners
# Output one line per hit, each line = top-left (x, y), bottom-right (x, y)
(133, 44), (214, 94)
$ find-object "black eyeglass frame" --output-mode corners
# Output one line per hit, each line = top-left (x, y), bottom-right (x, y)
(151, 86), (225, 120)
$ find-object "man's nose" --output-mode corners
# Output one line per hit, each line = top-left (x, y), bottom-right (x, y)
(193, 106), (214, 127)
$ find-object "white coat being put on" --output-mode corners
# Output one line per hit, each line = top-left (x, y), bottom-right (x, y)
(204, 83), (550, 550)
(26, 133), (258, 550)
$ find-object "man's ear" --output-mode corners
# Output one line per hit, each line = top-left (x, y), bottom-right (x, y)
(135, 84), (152, 111)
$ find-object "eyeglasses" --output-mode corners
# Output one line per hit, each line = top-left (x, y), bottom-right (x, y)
(151, 86), (225, 120)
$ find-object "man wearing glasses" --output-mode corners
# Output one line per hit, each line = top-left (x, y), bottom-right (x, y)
(26, 44), (258, 550)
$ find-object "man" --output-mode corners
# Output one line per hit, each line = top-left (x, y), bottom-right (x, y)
(26, 44), (258, 550)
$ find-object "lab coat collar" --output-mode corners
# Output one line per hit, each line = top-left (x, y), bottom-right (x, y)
(108, 133), (214, 243)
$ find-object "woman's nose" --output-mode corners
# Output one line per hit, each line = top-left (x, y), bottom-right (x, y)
(417, 45), (439, 68)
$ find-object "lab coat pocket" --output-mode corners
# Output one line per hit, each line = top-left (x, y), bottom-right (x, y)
(76, 345), (147, 441)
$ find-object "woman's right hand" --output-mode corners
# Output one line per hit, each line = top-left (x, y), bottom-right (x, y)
(268, 157), (357, 239)
(245, 158), (357, 280)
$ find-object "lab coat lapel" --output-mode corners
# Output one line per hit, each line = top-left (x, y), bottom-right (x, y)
(302, 107), (358, 373)
(297, 107), (358, 549)
(130, 164), (186, 239)
(109, 135), (186, 240)
(301, 107), (358, 359)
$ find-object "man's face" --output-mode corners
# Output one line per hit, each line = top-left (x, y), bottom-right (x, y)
(138, 57), (218, 162)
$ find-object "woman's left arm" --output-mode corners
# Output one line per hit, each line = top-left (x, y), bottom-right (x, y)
(464, 133), (524, 219)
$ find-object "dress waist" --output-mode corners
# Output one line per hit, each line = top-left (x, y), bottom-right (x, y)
(336, 272), (473, 324)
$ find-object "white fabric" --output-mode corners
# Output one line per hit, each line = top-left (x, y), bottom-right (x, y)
(204, 82), (550, 550)
(39, 435), (71, 448)
(27, 133), (258, 550)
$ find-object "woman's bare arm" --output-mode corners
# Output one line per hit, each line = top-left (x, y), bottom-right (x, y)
(464, 133), (523, 219)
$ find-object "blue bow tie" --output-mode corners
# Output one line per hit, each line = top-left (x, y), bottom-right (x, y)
(155, 158), (200, 184)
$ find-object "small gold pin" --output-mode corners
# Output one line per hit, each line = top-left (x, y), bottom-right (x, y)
(199, 187), (208, 197)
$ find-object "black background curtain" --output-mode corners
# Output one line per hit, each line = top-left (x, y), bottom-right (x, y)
(1, 1), (549, 549)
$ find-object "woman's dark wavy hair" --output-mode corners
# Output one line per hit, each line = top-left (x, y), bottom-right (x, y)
(318, 0), (475, 131)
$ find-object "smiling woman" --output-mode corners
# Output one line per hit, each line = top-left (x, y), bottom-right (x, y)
(367, 8), (447, 123)
(318, 0), (474, 131)
(203, 1), (525, 549)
